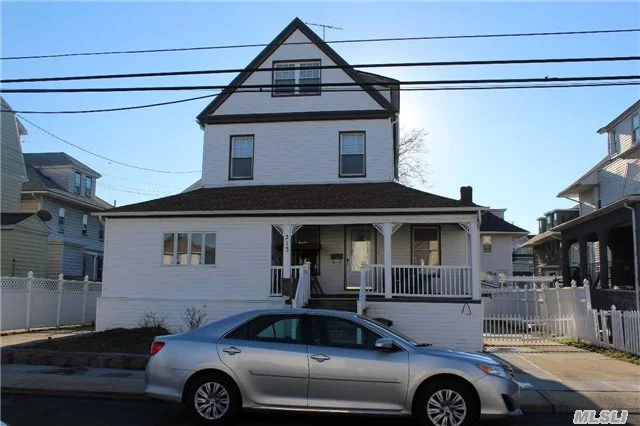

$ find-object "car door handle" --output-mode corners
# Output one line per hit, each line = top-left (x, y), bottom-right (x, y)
(223, 346), (241, 355)
(310, 354), (331, 362)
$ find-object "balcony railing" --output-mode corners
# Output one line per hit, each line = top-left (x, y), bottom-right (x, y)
(270, 265), (303, 296)
(361, 265), (473, 298)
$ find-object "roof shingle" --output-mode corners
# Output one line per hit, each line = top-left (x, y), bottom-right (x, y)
(480, 211), (529, 234)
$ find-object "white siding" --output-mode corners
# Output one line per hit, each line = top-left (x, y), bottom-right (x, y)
(365, 301), (484, 352)
(578, 187), (598, 215)
(610, 107), (638, 154)
(480, 234), (514, 276)
(599, 157), (636, 207)
(96, 297), (286, 332)
(202, 119), (393, 187)
(20, 195), (41, 213)
(102, 217), (274, 300)
(1, 110), (27, 212)
(212, 29), (384, 116)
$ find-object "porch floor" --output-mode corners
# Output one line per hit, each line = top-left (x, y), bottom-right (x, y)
(309, 294), (477, 303)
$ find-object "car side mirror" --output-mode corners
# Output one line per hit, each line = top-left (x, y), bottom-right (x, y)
(374, 337), (394, 350)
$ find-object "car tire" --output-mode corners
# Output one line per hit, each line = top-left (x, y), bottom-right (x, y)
(186, 374), (240, 424)
(415, 378), (479, 426)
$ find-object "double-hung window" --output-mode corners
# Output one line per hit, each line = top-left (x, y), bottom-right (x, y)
(610, 131), (621, 156)
(85, 176), (93, 197)
(339, 132), (366, 177)
(482, 235), (493, 254)
(229, 135), (254, 179)
(412, 226), (440, 265)
(163, 232), (216, 265)
(632, 113), (640, 144)
(73, 172), (82, 195)
(273, 61), (321, 96)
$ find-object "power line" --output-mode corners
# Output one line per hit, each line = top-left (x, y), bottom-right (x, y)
(16, 114), (202, 174)
(3, 81), (637, 115)
(2, 28), (638, 61)
(100, 183), (173, 197)
(2, 75), (638, 94)
(3, 55), (638, 84)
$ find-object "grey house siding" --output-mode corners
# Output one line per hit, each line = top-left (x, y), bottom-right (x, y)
(599, 157), (637, 207)
(46, 241), (63, 278)
(62, 243), (85, 278)
(1, 110), (27, 212)
(20, 196), (41, 213)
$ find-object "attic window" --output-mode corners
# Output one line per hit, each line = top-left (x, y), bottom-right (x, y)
(273, 61), (321, 96)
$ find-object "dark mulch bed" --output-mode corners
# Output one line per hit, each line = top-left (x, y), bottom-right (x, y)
(27, 327), (170, 355)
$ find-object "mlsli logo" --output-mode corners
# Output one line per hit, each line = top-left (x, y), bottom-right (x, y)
(573, 410), (629, 425)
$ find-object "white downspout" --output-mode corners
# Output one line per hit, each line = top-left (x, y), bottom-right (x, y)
(624, 203), (640, 311)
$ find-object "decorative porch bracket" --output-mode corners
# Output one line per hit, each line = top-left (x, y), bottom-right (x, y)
(273, 225), (302, 280)
(372, 223), (403, 236)
(458, 223), (471, 235)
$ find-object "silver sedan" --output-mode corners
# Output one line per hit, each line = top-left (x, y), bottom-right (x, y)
(145, 308), (521, 425)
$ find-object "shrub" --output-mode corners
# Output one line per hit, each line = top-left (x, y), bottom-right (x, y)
(137, 310), (169, 331)
(182, 305), (208, 331)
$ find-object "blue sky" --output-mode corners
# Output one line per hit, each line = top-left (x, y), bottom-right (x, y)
(2, 1), (639, 233)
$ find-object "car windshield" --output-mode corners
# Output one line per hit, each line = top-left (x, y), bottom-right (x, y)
(359, 316), (427, 347)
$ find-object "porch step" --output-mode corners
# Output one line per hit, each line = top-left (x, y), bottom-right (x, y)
(307, 298), (358, 313)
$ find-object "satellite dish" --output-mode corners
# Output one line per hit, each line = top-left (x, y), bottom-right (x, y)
(36, 210), (52, 222)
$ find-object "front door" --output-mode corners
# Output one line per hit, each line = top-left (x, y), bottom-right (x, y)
(217, 314), (309, 407)
(347, 227), (374, 290)
(306, 314), (409, 410)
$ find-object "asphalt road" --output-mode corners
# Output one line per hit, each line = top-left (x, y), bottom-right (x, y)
(2, 394), (639, 426)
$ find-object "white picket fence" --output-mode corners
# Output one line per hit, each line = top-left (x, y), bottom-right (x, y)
(0, 272), (102, 331)
(484, 314), (575, 345)
(582, 307), (640, 356)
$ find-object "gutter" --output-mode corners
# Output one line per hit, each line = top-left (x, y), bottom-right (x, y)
(624, 203), (640, 311)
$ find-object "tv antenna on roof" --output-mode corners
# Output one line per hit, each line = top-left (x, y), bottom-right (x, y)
(305, 21), (343, 40)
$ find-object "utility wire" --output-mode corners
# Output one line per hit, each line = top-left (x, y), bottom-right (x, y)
(2, 75), (638, 94)
(16, 114), (201, 174)
(4, 56), (639, 84)
(3, 81), (638, 114)
(2, 28), (639, 61)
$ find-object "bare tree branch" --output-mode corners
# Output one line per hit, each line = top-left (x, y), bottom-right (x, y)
(396, 128), (431, 187)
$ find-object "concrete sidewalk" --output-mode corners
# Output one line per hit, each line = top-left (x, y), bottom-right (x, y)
(1, 326), (93, 348)
(489, 344), (640, 414)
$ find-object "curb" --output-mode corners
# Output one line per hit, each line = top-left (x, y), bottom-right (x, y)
(2, 348), (149, 370)
(1, 387), (147, 400)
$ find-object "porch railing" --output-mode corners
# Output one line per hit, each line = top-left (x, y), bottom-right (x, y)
(292, 262), (311, 309)
(361, 265), (473, 298)
(270, 265), (303, 296)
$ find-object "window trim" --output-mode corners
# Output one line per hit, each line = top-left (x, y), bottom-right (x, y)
(339, 131), (367, 178)
(610, 130), (621, 156)
(85, 176), (93, 198)
(410, 225), (441, 266)
(161, 232), (217, 267)
(73, 172), (82, 195)
(632, 113), (640, 144)
(482, 235), (493, 254)
(271, 59), (322, 97)
(228, 134), (255, 180)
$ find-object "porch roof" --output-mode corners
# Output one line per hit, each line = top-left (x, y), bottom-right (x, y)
(99, 182), (483, 217)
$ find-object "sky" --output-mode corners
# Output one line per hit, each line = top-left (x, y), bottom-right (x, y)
(2, 1), (639, 233)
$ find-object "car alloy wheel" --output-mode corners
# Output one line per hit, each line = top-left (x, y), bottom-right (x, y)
(426, 389), (467, 426)
(194, 381), (230, 420)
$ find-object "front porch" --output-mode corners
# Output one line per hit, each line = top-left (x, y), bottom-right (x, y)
(268, 220), (480, 302)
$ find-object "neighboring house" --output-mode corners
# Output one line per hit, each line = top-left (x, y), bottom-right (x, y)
(553, 99), (640, 291)
(95, 18), (489, 351)
(520, 208), (579, 277)
(0, 98), (52, 277)
(20, 153), (111, 280)
(479, 209), (529, 283)
(512, 235), (534, 277)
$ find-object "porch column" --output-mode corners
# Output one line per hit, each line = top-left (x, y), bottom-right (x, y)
(282, 224), (292, 279)
(383, 222), (393, 299)
(468, 220), (481, 300)
(561, 237), (572, 286)
(598, 229), (609, 289)
(579, 236), (589, 284)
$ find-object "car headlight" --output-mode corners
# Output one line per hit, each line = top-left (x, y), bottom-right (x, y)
(478, 364), (510, 379)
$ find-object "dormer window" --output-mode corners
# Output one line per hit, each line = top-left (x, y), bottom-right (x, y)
(632, 113), (639, 144)
(273, 61), (321, 96)
(610, 131), (621, 156)
(85, 176), (93, 197)
(74, 172), (82, 195)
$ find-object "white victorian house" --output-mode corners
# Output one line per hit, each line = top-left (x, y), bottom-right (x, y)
(96, 18), (487, 351)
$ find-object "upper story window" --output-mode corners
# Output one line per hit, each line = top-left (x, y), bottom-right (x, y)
(632, 113), (640, 144)
(85, 176), (93, 197)
(412, 226), (440, 265)
(610, 131), (621, 156)
(73, 172), (82, 195)
(482, 235), (493, 254)
(229, 135), (254, 180)
(272, 61), (321, 96)
(82, 214), (88, 236)
(339, 132), (366, 177)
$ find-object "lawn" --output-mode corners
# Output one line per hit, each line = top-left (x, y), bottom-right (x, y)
(558, 338), (640, 365)
(28, 326), (170, 355)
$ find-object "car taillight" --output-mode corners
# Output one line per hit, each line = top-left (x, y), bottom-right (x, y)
(150, 341), (165, 355)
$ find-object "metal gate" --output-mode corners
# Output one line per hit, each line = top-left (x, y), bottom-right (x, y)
(483, 314), (576, 346)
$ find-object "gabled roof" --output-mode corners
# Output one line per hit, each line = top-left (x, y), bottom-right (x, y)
(100, 182), (481, 217)
(22, 165), (112, 210)
(1, 213), (34, 226)
(196, 18), (395, 126)
(597, 99), (640, 134)
(24, 152), (101, 178)
(480, 211), (529, 234)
